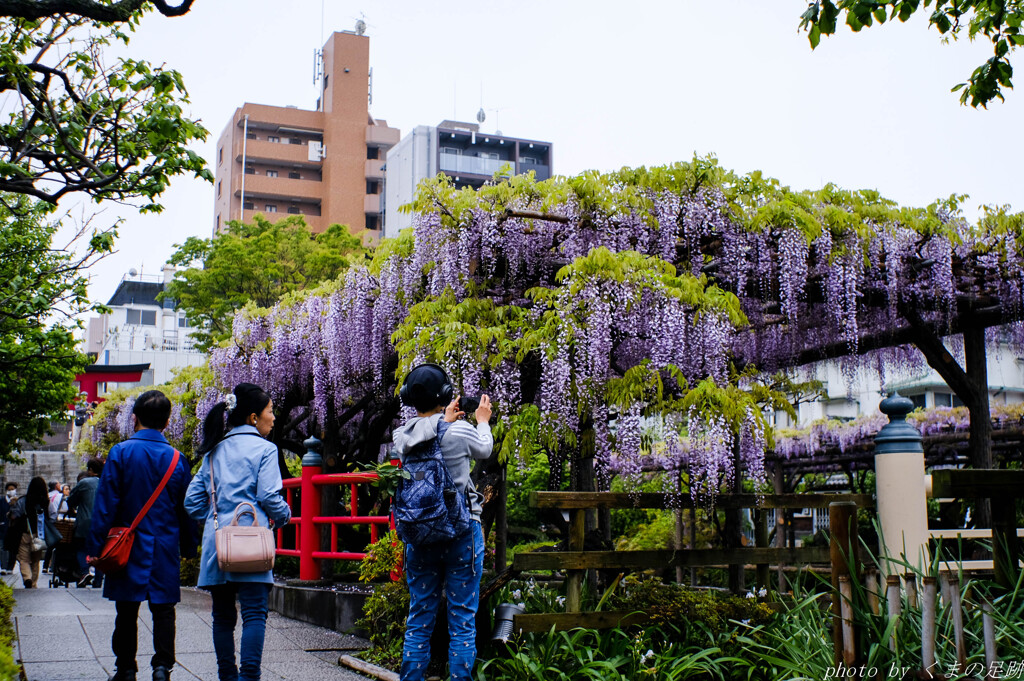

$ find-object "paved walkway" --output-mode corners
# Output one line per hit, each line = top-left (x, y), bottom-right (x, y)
(6, 572), (372, 680)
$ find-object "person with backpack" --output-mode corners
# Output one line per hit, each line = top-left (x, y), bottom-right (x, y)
(391, 364), (493, 681)
(184, 382), (291, 681)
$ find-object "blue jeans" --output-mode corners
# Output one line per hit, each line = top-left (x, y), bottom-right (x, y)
(401, 521), (484, 681)
(209, 582), (271, 681)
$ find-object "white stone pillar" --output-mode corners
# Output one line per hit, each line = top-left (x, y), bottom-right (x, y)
(874, 393), (929, 576)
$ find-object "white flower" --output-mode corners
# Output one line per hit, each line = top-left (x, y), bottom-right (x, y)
(225, 393), (237, 413)
(556, 596), (566, 606)
(745, 591), (756, 599)
(757, 587), (767, 597)
(512, 589), (522, 600)
(642, 649), (655, 661)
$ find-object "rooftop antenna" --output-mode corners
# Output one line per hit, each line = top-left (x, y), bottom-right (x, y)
(478, 81), (485, 125)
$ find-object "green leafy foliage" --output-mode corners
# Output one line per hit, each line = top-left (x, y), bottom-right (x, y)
(0, 196), (95, 460)
(358, 530), (404, 583)
(737, 547), (1024, 679)
(477, 623), (753, 681)
(506, 451), (554, 531)
(608, 576), (775, 632)
(0, 582), (19, 680)
(165, 215), (366, 350)
(0, 12), (211, 206)
(799, 0), (1023, 107)
(356, 580), (409, 671)
(354, 531), (409, 669)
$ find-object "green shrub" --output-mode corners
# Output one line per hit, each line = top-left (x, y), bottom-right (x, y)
(608, 576), (774, 635)
(477, 623), (743, 680)
(0, 583), (21, 680)
(358, 530), (403, 583)
(357, 581), (409, 671)
(355, 530), (409, 671)
(506, 452), (553, 531)
(273, 555), (298, 579)
(180, 553), (201, 587)
(614, 510), (677, 551)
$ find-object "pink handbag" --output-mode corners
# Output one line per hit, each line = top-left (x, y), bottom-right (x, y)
(210, 453), (275, 573)
(213, 502), (275, 573)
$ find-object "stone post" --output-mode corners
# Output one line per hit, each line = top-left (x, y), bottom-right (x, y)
(874, 393), (928, 576)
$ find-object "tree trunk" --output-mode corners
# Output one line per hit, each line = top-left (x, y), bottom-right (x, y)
(909, 322), (993, 528)
(726, 442), (744, 594)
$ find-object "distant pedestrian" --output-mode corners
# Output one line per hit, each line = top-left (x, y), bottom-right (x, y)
(89, 390), (197, 681)
(185, 383), (291, 681)
(2, 482), (18, 573)
(42, 481), (62, 572)
(9, 477), (57, 588)
(68, 459), (105, 588)
(0, 482), (13, 575)
(47, 481), (62, 518)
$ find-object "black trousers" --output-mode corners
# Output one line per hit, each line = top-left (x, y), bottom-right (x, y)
(112, 601), (176, 672)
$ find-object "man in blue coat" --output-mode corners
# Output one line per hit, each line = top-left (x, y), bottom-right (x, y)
(89, 390), (197, 681)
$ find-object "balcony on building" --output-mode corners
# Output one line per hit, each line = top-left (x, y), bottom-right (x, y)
(436, 127), (551, 182)
(233, 173), (322, 202)
(439, 152), (514, 177)
(366, 124), (399, 147)
(364, 194), (382, 214)
(365, 158), (385, 178)
(241, 207), (324, 232)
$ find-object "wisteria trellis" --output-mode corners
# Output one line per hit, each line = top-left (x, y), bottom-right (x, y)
(94, 159), (1024, 499)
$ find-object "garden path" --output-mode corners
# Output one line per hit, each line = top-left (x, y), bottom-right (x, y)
(5, 572), (370, 680)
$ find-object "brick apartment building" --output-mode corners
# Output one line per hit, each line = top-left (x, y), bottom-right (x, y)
(213, 30), (399, 240)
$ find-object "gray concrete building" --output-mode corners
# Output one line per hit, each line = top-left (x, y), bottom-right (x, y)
(383, 120), (552, 239)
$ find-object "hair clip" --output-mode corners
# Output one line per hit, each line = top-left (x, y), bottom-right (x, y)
(225, 394), (237, 413)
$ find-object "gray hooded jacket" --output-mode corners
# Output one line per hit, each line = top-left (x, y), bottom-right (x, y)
(392, 414), (493, 521)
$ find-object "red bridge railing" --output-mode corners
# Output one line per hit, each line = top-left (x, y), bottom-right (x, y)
(276, 437), (393, 580)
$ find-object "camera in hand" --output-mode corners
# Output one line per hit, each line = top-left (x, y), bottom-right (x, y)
(459, 395), (480, 414)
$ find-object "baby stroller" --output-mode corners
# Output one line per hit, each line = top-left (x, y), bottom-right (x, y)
(49, 513), (79, 588)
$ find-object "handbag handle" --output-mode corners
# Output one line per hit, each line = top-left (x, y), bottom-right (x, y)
(208, 432), (266, 530)
(229, 502), (262, 527)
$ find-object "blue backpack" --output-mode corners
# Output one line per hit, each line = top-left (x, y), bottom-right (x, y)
(394, 421), (474, 546)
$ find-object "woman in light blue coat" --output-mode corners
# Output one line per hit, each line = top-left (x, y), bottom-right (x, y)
(185, 383), (291, 681)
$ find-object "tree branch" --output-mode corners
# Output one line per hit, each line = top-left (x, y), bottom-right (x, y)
(0, 0), (194, 21)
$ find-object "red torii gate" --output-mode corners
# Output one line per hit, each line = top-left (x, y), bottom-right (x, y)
(74, 363), (150, 404)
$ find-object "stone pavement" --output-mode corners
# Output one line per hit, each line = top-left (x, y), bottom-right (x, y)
(5, 572), (373, 680)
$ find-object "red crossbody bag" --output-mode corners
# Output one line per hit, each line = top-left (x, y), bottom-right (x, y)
(92, 449), (180, 574)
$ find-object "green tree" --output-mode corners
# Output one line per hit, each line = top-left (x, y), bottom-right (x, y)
(0, 195), (107, 460)
(0, 7), (210, 207)
(800, 0), (1023, 107)
(165, 215), (367, 350)
(0, 2), (206, 460)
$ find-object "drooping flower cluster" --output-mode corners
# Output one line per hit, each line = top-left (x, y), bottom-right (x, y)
(185, 162), (1024, 501)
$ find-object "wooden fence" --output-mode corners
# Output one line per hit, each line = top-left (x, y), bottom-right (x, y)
(507, 490), (874, 633)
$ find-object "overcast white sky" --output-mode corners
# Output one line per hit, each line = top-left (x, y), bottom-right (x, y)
(78, 0), (1023, 307)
